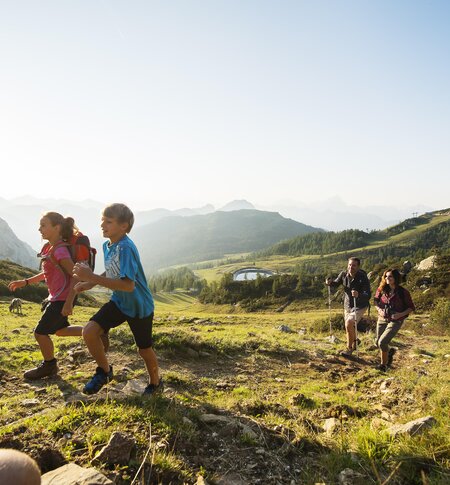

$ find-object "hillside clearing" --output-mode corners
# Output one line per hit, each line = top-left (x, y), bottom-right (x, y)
(1, 299), (449, 484)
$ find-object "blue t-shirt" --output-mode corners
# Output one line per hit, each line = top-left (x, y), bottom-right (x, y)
(103, 235), (154, 318)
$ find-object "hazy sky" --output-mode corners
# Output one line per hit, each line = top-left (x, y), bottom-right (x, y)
(1, 1), (449, 210)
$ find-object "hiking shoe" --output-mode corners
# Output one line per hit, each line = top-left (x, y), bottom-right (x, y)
(24, 359), (58, 380)
(387, 348), (397, 367)
(340, 348), (354, 357)
(377, 364), (388, 372)
(83, 366), (113, 395)
(142, 378), (164, 397)
(100, 332), (110, 353)
(352, 338), (361, 350)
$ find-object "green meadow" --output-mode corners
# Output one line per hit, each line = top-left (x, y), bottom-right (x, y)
(1, 294), (449, 484)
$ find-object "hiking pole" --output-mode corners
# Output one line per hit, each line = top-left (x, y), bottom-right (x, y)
(354, 295), (359, 357)
(328, 285), (332, 338)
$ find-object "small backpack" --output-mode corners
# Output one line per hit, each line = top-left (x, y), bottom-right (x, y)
(39, 232), (97, 271)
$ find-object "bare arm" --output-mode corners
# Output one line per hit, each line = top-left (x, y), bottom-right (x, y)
(8, 272), (45, 292)
(73, 264), (135, 292)
(73, 272), (105, 293)
(58, 258), (77, 316)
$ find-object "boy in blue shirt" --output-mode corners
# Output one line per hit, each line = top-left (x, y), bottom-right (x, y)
(73, 203), (162, 395)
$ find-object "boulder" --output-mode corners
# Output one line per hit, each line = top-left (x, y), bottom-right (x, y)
(416, 255), (436, 271)
(199, 413), (232, 425)
(379, 378), (395, 393)
(388, 416), (437, 437)
(21, 398), (40, 406)
(121, 379), (146, 395)
(41, 463), (113, 484)
(92, 432), (135, 465)
(323, 417), (339, 435)
(239, 423), (259, 441)
(338, 468), (365, 485)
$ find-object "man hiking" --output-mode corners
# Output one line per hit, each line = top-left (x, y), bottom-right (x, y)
(325, 257), (371, 356)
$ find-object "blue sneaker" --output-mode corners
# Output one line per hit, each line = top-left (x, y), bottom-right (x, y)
(83, 366), (113, 395)
(142, 378), (164, 396)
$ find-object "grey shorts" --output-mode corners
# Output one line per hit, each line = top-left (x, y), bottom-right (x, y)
(376, 319), (403, 351)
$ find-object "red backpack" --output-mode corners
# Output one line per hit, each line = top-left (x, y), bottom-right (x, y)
(39, 233), (97, 270)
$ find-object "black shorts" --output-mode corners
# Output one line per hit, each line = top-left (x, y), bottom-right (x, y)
(35, 300), (70, 335)
(91, 300), (154, 349)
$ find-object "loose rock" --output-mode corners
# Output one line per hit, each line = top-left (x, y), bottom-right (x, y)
(338, 468), (365, 485)
(323, 417), (339, 435)
(388, 416), (437, 437)
(199, 413), (232, 425)
(22, 399), (40, 406)
(92, 431), (136, 465)
(41, 463), (113, 484)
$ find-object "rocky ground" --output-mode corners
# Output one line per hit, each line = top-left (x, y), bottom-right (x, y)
(0, 307), (449, 484)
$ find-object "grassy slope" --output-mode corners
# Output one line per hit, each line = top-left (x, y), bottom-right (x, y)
(1, 297), (449, 484)
(194, 211), (450, 282)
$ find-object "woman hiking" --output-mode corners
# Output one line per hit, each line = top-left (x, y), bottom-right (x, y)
(374, 268), (415, 371)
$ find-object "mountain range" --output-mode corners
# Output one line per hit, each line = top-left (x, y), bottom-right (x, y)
(132, 209), (322, 271)
(0, 197), (322, 272)
(0, 196), (434, 252)
(0, 195), (441, 273)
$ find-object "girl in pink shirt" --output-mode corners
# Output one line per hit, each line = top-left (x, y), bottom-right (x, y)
(8, 212), (84, 379)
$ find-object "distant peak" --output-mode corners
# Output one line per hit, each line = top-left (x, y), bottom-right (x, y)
(219, 200), (255, 212)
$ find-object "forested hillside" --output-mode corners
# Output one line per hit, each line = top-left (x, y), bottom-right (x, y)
(197, 210), (450, 310)
(256, 210), (450, 264)
(133, 209), (323, 271)
(257, 229), (371, 257)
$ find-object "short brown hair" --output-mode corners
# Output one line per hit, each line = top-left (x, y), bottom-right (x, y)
(103, 203), (134, 232)
(348, 257), (361, 266)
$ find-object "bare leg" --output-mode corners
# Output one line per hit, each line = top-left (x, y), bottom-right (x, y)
(139, 347), (160, 385)
(82, 321), (109, 373)
(35, 333), (54, 360)
(345, 317), (356, 349)
(381, 350), (388, 365)
(55, 326), (83, 337)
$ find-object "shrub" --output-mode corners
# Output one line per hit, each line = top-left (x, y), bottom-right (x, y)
(428, 298), (450, 335)
(310, 314), (344, 333)
(410, 288), (437, 312)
